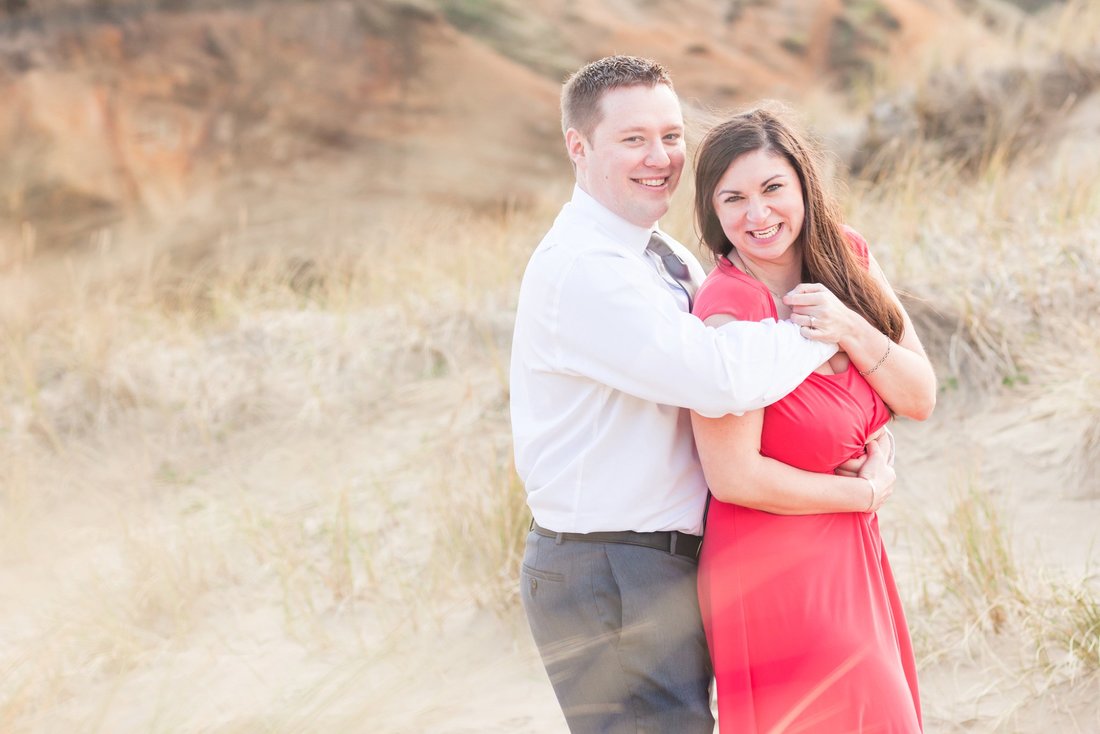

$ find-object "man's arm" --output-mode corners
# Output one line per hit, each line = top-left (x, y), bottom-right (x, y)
(551, 251), (837, 416)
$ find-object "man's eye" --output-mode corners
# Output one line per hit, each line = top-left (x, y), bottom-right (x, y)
(664, 133), (681, 142)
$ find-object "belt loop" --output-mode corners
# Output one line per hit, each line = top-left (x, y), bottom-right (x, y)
(669, 532), (678, 556)
(554, 532), (564, 545)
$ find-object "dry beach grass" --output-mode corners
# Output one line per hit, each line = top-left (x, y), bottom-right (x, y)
(2, 0), (1100, 731)
(0, 202), (559, 731)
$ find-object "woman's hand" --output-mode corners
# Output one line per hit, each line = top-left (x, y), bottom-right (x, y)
(835, 428), (894, 477)
(857, 439), (895, 512)
(783, 283), (859, 345)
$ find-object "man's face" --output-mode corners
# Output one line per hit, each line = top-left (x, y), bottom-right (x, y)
(567, 84), (685, 228)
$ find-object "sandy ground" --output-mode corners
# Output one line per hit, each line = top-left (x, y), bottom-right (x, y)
(2, 259), (1097, 731)
(4, 104), (1099, 734)
(423, 394), (1100, 734)
(3, 198), (1098, 733)
(4, 382), (1099, 731)
(4, 2), (1099, 728)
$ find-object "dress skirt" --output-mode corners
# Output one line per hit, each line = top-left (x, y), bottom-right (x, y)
(698, 500), (922, 733)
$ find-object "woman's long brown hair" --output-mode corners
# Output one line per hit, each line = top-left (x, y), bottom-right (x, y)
(694, 105), (904, 343)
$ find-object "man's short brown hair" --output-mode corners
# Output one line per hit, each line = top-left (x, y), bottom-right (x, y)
(561, 55), (675, 139)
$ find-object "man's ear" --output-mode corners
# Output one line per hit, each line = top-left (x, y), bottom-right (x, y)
(565, 128), (587, 166)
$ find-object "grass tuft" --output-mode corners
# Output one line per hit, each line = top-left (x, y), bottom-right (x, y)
(1054, 584), (1100, 671)
(853, 0), (1100, 179)
(433, 442), (529, 615)
(926, 483), (1024, 634)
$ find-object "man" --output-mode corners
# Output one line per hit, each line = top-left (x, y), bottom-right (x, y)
(510, 55), (894, 733)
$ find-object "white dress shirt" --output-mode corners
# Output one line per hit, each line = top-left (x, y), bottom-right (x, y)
(510, 186), (837, 535)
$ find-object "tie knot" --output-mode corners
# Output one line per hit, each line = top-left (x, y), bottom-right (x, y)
(647, 232), (690, 281)
(646, 231), (673, 255)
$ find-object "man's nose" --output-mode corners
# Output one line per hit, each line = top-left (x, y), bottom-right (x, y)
(645, 140), (671, 167)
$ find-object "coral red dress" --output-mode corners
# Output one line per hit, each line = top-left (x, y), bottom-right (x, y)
(693, 232), (922, 733)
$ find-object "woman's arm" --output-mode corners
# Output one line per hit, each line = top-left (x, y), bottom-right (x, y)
(784, 255), (937, 420)
(691, 407), (895, 514)
(691, 314), (896, 515)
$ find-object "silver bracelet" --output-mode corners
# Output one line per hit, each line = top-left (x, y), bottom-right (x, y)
(859, 336), (892, 376)
(863, 477), (877, 512)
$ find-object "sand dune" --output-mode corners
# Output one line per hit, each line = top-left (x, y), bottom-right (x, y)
(2, 1), (1099, 731)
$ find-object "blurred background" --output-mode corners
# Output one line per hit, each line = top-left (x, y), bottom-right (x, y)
(1, 0), (1098, 731)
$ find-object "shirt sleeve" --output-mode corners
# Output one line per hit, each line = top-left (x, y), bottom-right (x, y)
(551, 250), (837, 417)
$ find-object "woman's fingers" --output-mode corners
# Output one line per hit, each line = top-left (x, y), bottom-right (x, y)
(782, 286), (825, 308)
(786, 283), (857, 345)
(860, 440), (896, 507)
(785, 282), (826, 295)
(834, 455), (865, 477)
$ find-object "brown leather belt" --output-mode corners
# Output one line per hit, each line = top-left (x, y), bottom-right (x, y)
(531, 520), (703, 561)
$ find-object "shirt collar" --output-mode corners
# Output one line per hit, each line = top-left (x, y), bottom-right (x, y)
(568, 185), (661, 256)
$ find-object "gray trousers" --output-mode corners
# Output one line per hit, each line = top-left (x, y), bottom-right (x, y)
(520, 530), (714, 733)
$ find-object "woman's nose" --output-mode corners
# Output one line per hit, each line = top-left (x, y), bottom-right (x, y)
(746, 198), (770, 223)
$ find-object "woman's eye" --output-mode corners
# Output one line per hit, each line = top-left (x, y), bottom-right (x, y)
(765, 183), (782, 192)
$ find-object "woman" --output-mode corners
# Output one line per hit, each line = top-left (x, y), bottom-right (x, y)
(691, 106), (936, 732)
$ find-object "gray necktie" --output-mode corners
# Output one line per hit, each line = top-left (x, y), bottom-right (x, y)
(647, 232), (697, 309)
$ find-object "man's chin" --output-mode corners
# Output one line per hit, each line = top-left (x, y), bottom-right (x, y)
(634, 200), (673, 226)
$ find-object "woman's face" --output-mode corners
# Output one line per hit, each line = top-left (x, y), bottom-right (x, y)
(712, 148), (805, 265)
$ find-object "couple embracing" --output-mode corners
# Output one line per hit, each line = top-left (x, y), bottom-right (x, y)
(510, 55), (935, 733)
